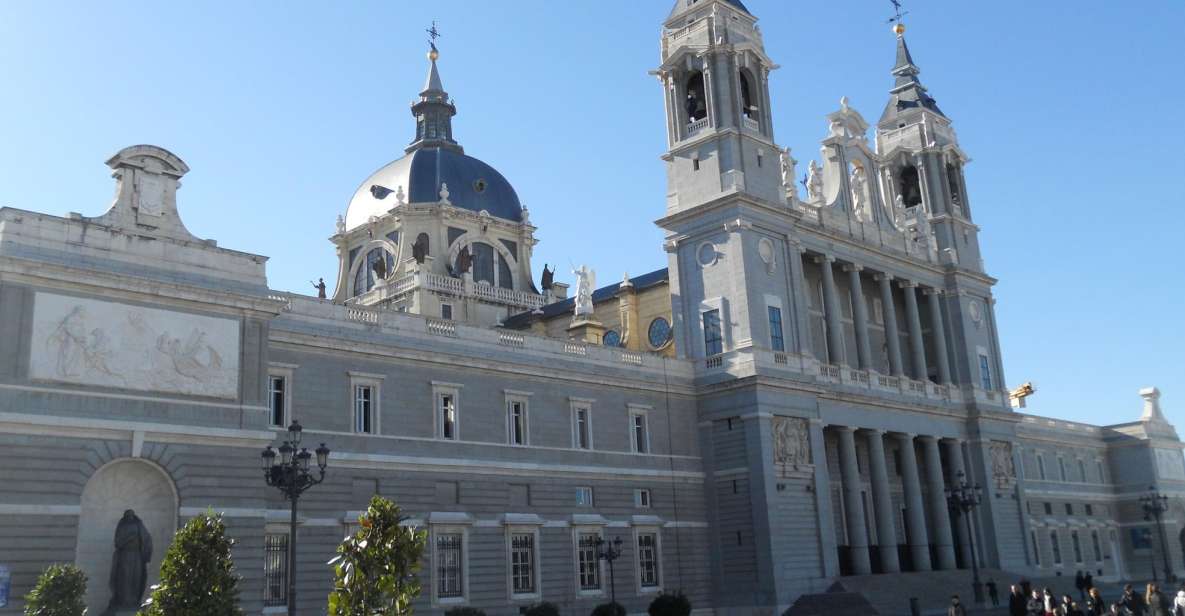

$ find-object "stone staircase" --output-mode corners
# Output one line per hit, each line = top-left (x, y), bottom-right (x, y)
(783, 591), (880, 616)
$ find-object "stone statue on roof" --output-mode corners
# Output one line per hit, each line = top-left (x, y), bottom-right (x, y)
(573, 265), (595, 318)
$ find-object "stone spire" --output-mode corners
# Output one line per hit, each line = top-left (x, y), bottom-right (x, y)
(1141, 387), (1166, 422)
(879, 25), (945, 127)
(407, 43), (462, 154)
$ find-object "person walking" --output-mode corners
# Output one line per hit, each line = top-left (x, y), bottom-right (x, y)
(1086, 572), (1095, 595)
(949, 594), (968, 616)
(1122, 584), (1147, 616)
(1029, 590), (1050, 616)
(1047, 588), (1061, 616)
(1147, 583), (1171, 616)
(1172, 589), (1185, 616)
(1077, 572), (1088, 602)
(1086, 587), (1107, 616)
(1013, 584), (1033, 616)
(987, 579), (1000, 607)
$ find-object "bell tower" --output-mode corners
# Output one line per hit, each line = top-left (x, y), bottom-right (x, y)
(655, 0), (784, 214)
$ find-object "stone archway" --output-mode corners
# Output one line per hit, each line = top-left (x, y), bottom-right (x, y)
(75, 458), (178, 613)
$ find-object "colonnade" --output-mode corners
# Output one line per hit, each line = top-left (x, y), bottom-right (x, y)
(809, 254), (953, 384)
(829, 427), (974, 575)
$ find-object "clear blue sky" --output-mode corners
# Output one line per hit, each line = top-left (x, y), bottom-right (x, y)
(1, 1), (1181, 428)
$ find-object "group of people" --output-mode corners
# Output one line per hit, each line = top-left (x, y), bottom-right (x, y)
(997, 571), (1185, 616)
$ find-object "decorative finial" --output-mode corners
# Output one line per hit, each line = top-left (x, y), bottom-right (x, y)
(840, 96), (850, 111)
(427, 21), (442, 60)
(888, 0), (908, 35)
(439, 183), (451, 204)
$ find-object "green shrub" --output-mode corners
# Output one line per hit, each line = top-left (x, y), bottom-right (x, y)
(648, 592), (691, 616)
(139, 511), (243, 616)
(23, 564), (87, 616)
(524, 602), (561, 616)
(443, 608), (486, 616)
(327, 495), (427, 616)
(591, 602), (626, 616)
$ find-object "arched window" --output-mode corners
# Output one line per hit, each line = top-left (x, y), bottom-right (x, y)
(684, 72), (707, 121)
(498, 254), (513, 290)
(739, 71), (754, 118)
(472, 242), (495, 285)
(353, 247), (393, 296)
(898, 165), (922, 207)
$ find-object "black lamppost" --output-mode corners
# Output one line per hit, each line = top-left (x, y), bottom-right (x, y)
(946, 470), (985, 605)
(261, 421), (329, 616)
(595, 535), (624, 605)
(1141, 486), (1174, 584)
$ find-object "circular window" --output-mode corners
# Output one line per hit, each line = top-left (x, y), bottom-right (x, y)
(602, 330), (622, 348)
(648, 317), (672, 349)
(473, 178), (487, 193)
(697, 242), (717, 267)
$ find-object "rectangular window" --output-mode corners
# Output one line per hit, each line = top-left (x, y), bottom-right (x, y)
(692, 158), (700, 171)
(979, 354), (992, 389)
(264, 533), (289, 607)
(576, 486), (594, 507)
(703, 309), (723, 356)
(631, 411), (649, 454)
(1091, 530), (1102, 562)
(1050, 531), (1062, 565)
(572, 404), (592, 450)
(1031, 530), (1041, 567)
(1085, 504), (1094, 516)
(1065, 503), (1073, 516)
(1071, 530), (1083, 563)
(354, 385), (374, 434)
(510, 532), (537, 595)
(872, 297), (884, 325)
(1077, 459), (1086, 483)
(576, 532), (602, 592)
(438, 393), (457, 440)
(508, 399), (528, 446)
(441, 303), (453, 320)
(435, 533), (464, 600)
(635, 488), (652, 508)
(268, 375), (286, 428)
(768, 306), (785, 352)
(1058, 458), (1067, 482)
(637, 532), (661, 589)
(1037, 455), (1046, 480)
(1043, 502), (1052, 515)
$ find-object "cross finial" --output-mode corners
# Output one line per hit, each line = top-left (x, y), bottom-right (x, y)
(427, 21), (442, 50)
(887, 0), (909, 27)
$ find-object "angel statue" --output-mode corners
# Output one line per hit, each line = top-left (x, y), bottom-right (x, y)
(573, 265), (595, 318)
(806, 160), (824, 202)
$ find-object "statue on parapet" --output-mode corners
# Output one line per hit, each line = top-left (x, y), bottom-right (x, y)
(806, 160), (824, 203)
(311, 278), (327, 299)
(540, 264), (554, 291)
(572, 265), (595, 318)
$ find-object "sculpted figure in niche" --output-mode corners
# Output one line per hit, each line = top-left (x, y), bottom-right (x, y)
(412, 233), (430, 264)
(454, 245), (473, 276)
(989, 441), (1016, 483)
(779, 147), (797, 194)
(772, 416), (810, 467)
(103, 509), (153, 615)
(806, 161), (823, 203)
(849, 164), (869, 221)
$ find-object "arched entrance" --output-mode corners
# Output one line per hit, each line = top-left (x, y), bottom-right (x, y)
(75, 459), (177, 612)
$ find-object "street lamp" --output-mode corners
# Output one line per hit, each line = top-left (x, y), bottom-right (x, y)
(946, 470), (985, 605)
(1141, 486), (1174, 584)
(261, 420), (329, 616)
(595, 535), (624, 605)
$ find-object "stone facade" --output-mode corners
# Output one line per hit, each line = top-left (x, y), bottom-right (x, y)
(0, 2), (1182, 616)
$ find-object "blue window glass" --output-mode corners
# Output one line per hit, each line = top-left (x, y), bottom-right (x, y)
(602, 330), (621, 347)
(768, 306), (785, 352)
(703, 309), (723, 356)
(647, 318), (671, 349)
(979, 354), (992, 389)
(498, 254), (513, 289)
(472, 243), (495, 285)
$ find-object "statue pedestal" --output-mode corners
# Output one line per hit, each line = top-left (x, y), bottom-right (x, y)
(567, 318), (605, 345)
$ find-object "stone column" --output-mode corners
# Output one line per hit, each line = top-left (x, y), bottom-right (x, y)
(876, 274), (905, 377)
(921, 436), (957, 570)
(817, 256), (846, 366)
(836, 426), (872, 574)
(925, 289), (953, 384)
(865, 429), (901, 573)
(845, 265), (873, 371)
(944, 438), (973, 568)
(896, 432), (932, 571)
(901, 281), (928, 380)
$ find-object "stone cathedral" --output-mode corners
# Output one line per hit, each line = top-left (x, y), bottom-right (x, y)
(0, 1), (1181, 615)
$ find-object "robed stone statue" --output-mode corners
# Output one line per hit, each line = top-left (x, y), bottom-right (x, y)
(104, 509), (152, 615)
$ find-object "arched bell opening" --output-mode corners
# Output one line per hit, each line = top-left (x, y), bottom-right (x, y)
(898, 164), (923, 207)
(684, 71), (707, 122)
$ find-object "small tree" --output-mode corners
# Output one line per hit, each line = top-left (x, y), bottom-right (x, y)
(23, 564), (86, 616)
(139, 511), (243, 616)
(591, 603), (625, 616)
(524, 602), (560, 616)
(648, 592), (691, 616)
(327, 495), (427, 616)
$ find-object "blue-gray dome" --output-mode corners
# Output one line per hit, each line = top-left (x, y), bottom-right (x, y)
(345, 146), (523, 231)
